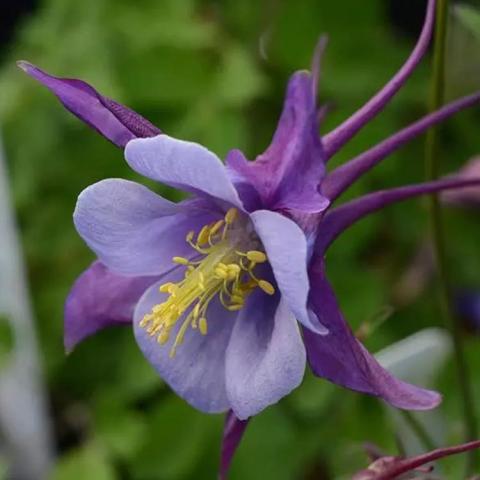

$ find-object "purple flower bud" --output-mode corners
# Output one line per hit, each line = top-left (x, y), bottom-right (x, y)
(17, 61), (160, 147)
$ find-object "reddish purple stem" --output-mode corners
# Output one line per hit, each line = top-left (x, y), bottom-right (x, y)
(376, 440), (480, 480)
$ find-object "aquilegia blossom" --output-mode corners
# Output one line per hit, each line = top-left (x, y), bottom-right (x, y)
(19, 0), (480, 476)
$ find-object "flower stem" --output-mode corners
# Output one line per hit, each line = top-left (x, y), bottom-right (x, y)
(425, 0), (478, 473)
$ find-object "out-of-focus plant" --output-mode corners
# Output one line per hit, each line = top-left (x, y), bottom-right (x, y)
(353, 439), (480, 479)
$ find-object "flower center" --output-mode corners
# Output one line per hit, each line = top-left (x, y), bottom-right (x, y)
(140, 208), (275, 357)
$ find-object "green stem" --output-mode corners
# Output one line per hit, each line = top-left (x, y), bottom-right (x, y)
(399, 410), (437, 453)
(425, 0), (478, 472)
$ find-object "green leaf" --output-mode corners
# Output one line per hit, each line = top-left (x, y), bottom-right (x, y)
(215, 44), (266, 108)
(51, 444), (116, 480)
(131, 397), (217, 479)
(94, 396), (146, 461)
(454, 4), (480, 39)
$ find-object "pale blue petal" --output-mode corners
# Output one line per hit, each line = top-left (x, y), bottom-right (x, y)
(125, 135), (243, 208)
(250, 210), (328, 334)
(133, 274), (238, 413)
(74, 178), (217, 276)
(225, 293), (306, 419)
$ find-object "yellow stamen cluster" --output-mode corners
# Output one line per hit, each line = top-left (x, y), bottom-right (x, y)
(140, 208), (275, 357)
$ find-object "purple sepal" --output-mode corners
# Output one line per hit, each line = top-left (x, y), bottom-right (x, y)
(304, 259), (441, 410)
(227, 71), (328, 214)
(225, 149), (262, 212)
(17, 61), (160, 147)
(219, 410), (250, 480)
(64, 261), (157, 352)
(310, 35), (328, 96)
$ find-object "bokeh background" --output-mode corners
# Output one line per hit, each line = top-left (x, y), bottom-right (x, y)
(1, 0), (480, 478)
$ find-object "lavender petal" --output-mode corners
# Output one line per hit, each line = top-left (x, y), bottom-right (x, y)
(133, 276), (237, 413)
(74, 178), (218, 276)
(125, 135), (243, 208)
(225, 293), (306, 420)
(250, 210), (328, 334)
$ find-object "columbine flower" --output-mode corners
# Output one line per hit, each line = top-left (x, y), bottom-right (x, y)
(18, 0), (480, 476)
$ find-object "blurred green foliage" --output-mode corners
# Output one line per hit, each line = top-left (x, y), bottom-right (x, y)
(1, 0), (480, 478)
(0, 315), (15, 369)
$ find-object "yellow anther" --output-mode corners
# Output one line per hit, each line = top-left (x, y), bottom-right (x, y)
(215, 267), (228, 279)
(197, 225), (211, 245)
(225, 208), (238, 224)
(226, 265), (240, 281)
(158, 329), (170, 345)
(140, 209), (276, 356)
(198, 272), (206, 291)
(258, 280), (275, 295)
(227, 304), (244, 311)
(231, 287), (243, 296)
(210, 220), (225, 236)
(173, 256), (190, 265)
(246, 251), (267, 263)
(227, 264), (241, 275)
(231, 295), (244, 304)
(199, 317), (208, 335)
(159, 282), (176, 293)
(140, 314), (153, 328)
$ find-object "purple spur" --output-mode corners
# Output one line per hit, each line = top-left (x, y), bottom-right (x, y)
(18, 0), (480, 476)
